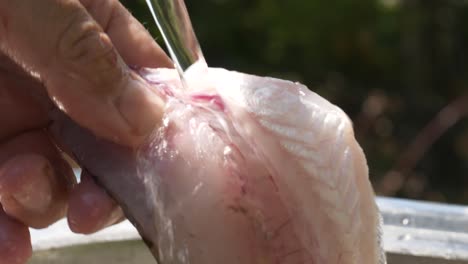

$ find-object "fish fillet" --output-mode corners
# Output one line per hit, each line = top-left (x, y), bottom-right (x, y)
(51, 65), (386, 264)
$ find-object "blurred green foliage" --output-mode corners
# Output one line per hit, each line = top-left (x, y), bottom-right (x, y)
(121, 0), (468, 204)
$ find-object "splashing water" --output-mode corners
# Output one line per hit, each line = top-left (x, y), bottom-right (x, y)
(145, 0), (208, 89)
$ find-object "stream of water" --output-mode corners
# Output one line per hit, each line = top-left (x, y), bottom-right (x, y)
(144, 0), (208, 90)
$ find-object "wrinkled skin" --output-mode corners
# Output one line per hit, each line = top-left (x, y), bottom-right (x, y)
(0, 0), (171, 262)
(52, 65), (386, 264)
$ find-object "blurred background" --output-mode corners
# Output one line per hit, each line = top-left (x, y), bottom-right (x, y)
(121, 0), (468, 205)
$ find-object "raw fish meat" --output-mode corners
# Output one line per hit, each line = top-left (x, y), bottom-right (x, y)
(51, 64), (386, 264)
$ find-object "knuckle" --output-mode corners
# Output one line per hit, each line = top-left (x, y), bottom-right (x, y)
(80, 0), (107, 11)
(83, 0), (124, 33)
(57, 10), (106, 64)
(55, 8), (124, 92)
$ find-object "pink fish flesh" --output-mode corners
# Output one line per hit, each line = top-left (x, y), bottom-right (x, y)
(51, 65), (386, 264)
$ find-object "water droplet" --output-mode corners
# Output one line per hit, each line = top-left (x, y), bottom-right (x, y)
(51, 96), (66, 111)
(401, 217), (410, 226)
(223, 146), (232, 156)
(397, 234), (412, 241)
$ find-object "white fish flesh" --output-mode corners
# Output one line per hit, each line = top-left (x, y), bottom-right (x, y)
(51, 65), (386, 264)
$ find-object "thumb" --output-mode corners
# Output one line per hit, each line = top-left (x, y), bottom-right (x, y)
(0, 0), (166, 146)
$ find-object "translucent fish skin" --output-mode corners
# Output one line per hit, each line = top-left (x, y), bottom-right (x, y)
(51, 66), (386, 264)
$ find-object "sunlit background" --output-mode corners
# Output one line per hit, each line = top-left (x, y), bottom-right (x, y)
(121, 0), (468, 204)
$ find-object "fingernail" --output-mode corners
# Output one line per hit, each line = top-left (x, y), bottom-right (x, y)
(68, 191), (116, 234)
(0, 155), (53, 216)
(101, 206), (124, 229)
(68, 173), (123, 234)
(115, 74), (166, 145)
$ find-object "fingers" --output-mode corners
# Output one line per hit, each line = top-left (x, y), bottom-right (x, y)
(0, 0), (167, 146)
(79, 0), (172, 68)
(0, 154), (65, 229)
(0, 56), (51, 141)
(0, 41), (127, 237)
(68, 171), (123, 234)
(0, 208), (31, 264)
(0, 131), (75, 228)
(0, 82), (47, 140)
(0, 129), (124, 235)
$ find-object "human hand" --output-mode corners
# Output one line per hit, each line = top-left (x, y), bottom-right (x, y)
(0, 0), (171, 263)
